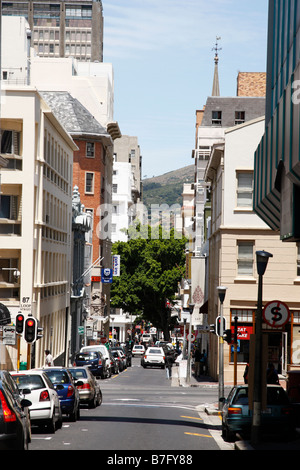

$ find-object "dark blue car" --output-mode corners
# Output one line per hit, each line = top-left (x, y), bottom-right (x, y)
(73, 351), (104, 379)
(40, 367), (81, 422)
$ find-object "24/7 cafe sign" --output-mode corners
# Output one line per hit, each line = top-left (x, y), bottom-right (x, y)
(263, 300), (290, 328)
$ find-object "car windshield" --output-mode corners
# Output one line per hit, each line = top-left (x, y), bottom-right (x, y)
(267, 387), (290, 405)
(232, 386), (290, 406)
(13, 374), (45, 391)
(69, 369), (88, 379)
(76, 353), (98, 360)
(44, 370), (70, 384)
(233, 388), (248, 405)
(148, 349), (161, 354)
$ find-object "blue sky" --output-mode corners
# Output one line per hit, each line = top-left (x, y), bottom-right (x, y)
(101, 0), (269, 178)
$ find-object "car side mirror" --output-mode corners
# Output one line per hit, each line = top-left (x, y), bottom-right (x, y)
(55, 384), (64, 391)
(21, 398), (32, 409)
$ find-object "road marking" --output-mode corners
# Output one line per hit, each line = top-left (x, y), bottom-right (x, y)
(181, 415), (202, 421)
(184, 432), (213, 438)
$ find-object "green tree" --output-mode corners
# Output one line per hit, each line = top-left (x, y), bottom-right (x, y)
(111, 224), (187, 340)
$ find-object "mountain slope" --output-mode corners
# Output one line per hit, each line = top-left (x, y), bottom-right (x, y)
(142, 165), (194, 208)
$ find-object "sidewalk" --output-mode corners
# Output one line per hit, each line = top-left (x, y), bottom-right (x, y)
(172, 360), (300, 450)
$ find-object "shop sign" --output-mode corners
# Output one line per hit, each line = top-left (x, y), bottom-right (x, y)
(232, 326), (253, 341)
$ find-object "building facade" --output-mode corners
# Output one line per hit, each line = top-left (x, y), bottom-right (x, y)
(206, 116), (300, 382)
(1, 0), (104, 62)
(0, 86), (77, 369)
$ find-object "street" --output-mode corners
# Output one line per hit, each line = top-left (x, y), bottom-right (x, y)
(28, 356), (233, 452)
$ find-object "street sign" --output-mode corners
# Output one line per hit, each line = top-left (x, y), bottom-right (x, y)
(78, 326), (84, 335)
(3, 325), (16, 345)
(263, 300), (290, 328)
(187, 334), (195, 341)
(101, 268), (113, 284)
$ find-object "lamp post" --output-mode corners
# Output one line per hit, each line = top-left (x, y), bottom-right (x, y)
(251, 250), (273, 446)
(217, 286), (227, 410)
(186, 303), (194, 384)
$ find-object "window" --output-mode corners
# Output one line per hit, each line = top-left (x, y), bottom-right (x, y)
(0, 195), (18, 220)
(86, 142), (95, 158)
(212, 111), (222, 125)
(0, 130), (20, 155)
(237, 241), (254, 276)
(297, 245), (300, 276)
(236, 172), (253, 207)
(235, 111), (245, 125)
(112, 184), (118, 193)
(85, 172), (94, 193)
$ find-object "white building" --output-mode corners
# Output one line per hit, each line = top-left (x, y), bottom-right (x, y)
(0, 85), (77, 369)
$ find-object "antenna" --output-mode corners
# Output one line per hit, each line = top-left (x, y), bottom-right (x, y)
(212, 36), (222, 63)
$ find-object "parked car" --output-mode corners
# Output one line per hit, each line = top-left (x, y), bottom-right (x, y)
(221, 384), (296, 442)
(73, 351), (104, 379)
(141, 347), (165, 369)
(109, 352), (119, 375)
(132, 344), (145, 357)
(111, 346), (132, 367)
(111, 350), (126, 371)
(11, 370), (62, 433)
(80, 345), (111, 378)
(38, 367), (82, 422)
(0, 370), (32, 450)
(68, 366), (102, 408)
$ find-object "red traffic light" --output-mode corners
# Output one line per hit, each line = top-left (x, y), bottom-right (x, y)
(16, 313), (24, 334)
(24, 317), (37, 343)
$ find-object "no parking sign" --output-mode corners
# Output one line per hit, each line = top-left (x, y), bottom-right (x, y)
(263, 300), (290, 328)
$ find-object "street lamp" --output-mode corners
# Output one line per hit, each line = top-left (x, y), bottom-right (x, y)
(217, 286), (227, 410)
(251, 250), (273, 446)
(186, 303), (194, 383)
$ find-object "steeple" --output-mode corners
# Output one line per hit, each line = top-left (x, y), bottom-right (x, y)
(212, 36), (221, 96)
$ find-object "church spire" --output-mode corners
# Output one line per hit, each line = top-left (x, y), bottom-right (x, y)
(212, 36), (221, 96)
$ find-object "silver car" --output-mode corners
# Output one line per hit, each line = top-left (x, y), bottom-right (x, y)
(69, 366), (102, 409)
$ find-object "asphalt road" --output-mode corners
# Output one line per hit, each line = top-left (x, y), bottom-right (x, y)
(29, 357), (233, 453)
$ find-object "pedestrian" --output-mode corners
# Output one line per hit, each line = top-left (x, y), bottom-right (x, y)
(243, 363), (249, 384)
(194, 347), (201, 377)
(201, 349), (208, 375)
(267, 363), (279, 384)
(45, 349), (54, 367)
(165, 356), (172, 379)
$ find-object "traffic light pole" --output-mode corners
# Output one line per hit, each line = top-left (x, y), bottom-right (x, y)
(234, 316), (238, 386)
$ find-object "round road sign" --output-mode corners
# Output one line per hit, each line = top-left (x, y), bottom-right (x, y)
(263, 300), (290, 328)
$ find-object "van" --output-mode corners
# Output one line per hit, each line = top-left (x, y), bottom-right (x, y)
(80, 345), (111, 378)
(141, 333), (152, 344)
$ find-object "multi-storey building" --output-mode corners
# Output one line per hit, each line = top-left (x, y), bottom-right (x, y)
(1, 0), (104, 62)
(111, 136), (142, 243)
(0, 85), (77, 369)
(189, 61), (266, 346)
(40, 90), (114, 349)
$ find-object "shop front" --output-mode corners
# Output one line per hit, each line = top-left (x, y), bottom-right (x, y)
(227, 308), (294, 383)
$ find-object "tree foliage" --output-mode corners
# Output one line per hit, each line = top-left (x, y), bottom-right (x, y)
(110, 225), (187, 340)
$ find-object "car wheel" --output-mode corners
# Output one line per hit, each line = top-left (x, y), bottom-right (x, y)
(69, 405), (78, 422)
(221, 422), (235, 442)
(47, 415), (56, 434)
(89, 394), (97, 409)
(97, 390), (102, 406)
(56, 408), (63, 429)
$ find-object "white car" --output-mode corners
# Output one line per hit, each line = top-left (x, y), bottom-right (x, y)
(132, 344), (145, 356)
(11, 370), (62, 433)
(141, 347), (165, 368)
